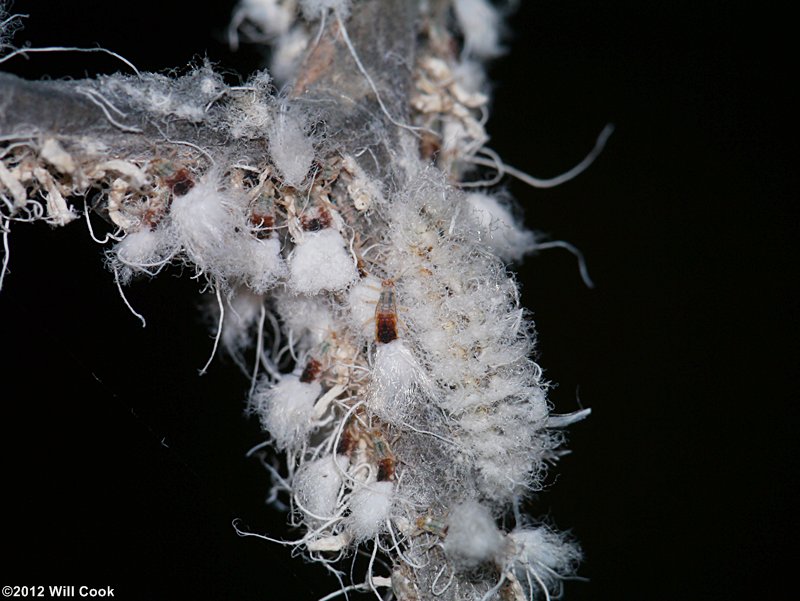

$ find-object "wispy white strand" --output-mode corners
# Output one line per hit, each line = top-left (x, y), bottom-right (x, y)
(335, 10), (430, 137)
(199, 286), (224, 375)
(0, 216), (10, 291)
(465, 124), (614, 188)
(534, 240), (595, 289)
(77, 89), (142, 133)
(113, 266), (146, 327)
(250, 303), (267, 398)
(0, 45), (141, 75)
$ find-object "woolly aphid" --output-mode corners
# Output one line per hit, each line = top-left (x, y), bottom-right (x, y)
(443, 501), (506, 570)
(465, 191), (537, 261)
(251, 374), (321, 451)
(346, 480), (395, 541)
(268, 103), (315, 188)
(453, 0), (504, 59)
(288, 228), (358, 294)
(293, 454), (349, 525)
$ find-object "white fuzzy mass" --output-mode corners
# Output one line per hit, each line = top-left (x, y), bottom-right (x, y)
(289, 229), (357, 294)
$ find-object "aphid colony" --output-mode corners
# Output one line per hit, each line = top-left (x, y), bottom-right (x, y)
(0, 89), (580, 601)
(0, 1), (589, 599)
(238, 163), (581, 600)
(0, 83), (580, 601)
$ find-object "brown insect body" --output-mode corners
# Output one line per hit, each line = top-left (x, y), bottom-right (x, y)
(299, 357), (322, 383)
(142, 205), (164, 228)
(164, 167), (194, 196)
(301, 208), (332, 232)
(337, 422), (397, 481)
(251, 213), (275, 228)
(377, 457), (395, 482)
(250, 193), (276, 238)
(370, 429), (396, 482)
(375, 279), (398, 344)
(337, 421), (357, 456)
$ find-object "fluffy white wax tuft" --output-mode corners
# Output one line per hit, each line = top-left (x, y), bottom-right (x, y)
(169, 177), (238, 275)
(289, 229), (357, 294)
(110, 227), (175, 284)
(293, 454), (349, 522)
(233, 0), (294, 38)
(509, 527), (582, 594)
(250, 375), (321, 451)
(466, 191), (536, 261)
(453, 0), (503, 59)
(346, 275), (382, 337)
(346, 481), (394, 541)
(274, 291), (335, 347)
(237, 236), (287, 294)
(369, 339), (426, 422)
(443, 501), (505, 569)
(268, 107), (315, 188)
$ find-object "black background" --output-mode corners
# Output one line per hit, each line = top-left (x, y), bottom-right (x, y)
(1, 1), (795, 600)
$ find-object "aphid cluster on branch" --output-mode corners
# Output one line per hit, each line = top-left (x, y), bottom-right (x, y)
(0, 1), (593, 600)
